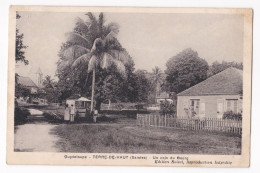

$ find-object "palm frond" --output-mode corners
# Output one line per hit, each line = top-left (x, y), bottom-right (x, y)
(100, 53), (114, 69)
(86, 12), (97, 24)
(107, 22), (119, 34)
(112, 59), (126, 77)
(72, 53), (92, 67)
(98, 13), (104, 34)
(65, 32), (90, 48)
(108, 50), (131, 65)
(100, 52), (126, 77)
(104, 31), (118, 43)
(91, 38), (104, 52)
(87, 55), (98, 73)
(57, 59), (70, 71)
(103, 22), (119, 42)
(75, 17), (90, 31)
(62, 45), (90, 60)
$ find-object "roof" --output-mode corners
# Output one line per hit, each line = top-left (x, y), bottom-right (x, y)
(77, 97), (91, 102)
(156, 91), (170, 99)
(177, 67), (243, 96)
(17, 76), (38, 88)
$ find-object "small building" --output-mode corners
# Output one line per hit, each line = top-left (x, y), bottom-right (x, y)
(155, 91), (173, 104)
(176, 67), (243, 119)
(66, 95), (91, 118)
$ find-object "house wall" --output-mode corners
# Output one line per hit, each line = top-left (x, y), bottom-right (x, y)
(177, 95), (242, 118)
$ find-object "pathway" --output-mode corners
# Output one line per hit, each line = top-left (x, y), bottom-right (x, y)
(14, 109), (60, 152)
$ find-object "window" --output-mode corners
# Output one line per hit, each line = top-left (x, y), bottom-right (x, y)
(190, 99), (200, 116)
(226, 99), (238, 113)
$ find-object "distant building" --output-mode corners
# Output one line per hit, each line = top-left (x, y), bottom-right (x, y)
(17, 76), (38, 94)
(16, 68), (47, 105)
(176, 67), (243, 119)
(35, 67), (43, 88)
(155, 91), (173, 104)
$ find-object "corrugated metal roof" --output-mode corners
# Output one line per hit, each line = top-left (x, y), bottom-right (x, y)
(177, 67), (243, 96)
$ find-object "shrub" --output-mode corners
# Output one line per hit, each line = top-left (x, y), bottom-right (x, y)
(159, 100), (176, 116)
(222, 111), (242, 121)
(14, 107), (30, 125)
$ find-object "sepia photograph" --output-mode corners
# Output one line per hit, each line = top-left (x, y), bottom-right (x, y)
(6, 6), (252, 167)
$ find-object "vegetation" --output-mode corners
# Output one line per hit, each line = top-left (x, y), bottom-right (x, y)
(165, 48), (209, 94)
(42, 75), (61, 103)
(223, 111), (242, 121)
(52, 123), (241, 154)
(15, 12), (28, 65)
(14, 107), (30, 125)
(57, 12), (134, 111)
(208, 61), (243, 77)
(159, 100), (176, 116)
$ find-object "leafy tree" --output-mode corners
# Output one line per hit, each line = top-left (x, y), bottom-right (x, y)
(15, 12), (28, 65)
(165, 48), (209, 93)
(132, 70), (153, 102)
(207, 61), (243, 77)
(57, 12), (131, 111)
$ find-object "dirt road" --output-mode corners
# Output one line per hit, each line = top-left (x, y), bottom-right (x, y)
(14, 109), (60, 152)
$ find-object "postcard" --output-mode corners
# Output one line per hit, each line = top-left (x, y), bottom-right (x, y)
(7, 6), (253, 167)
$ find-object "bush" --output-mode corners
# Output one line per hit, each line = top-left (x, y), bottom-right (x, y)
(159, 100), (176, 116)
(222, 111), (242, 121)
(14, 107), (30, 125)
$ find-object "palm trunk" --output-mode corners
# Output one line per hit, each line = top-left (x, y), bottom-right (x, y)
(90, 68), (95, 112)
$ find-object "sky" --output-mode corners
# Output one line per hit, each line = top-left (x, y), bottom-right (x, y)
(15, 11), (244, 80)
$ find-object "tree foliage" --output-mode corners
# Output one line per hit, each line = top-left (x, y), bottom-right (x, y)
(132, 70), (153, 103)
(42, 75), (61, 103)
(56, 13), (136, 109)
(15, 13), (28, 65)
(207, 61), (243, 77)
(165, 48), (209, 94)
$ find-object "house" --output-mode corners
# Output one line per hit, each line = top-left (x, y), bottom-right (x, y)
(176, 67), (243, 119)
(17, 75), (47, 104)
(17, 76), (38, 94)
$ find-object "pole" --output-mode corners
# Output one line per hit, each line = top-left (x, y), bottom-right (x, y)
(90, 68), (95, 112)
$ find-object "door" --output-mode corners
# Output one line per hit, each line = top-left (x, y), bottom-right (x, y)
(217, 99), (224, 118)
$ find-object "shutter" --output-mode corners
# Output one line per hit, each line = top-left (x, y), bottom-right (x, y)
(183, 99), (188, 109)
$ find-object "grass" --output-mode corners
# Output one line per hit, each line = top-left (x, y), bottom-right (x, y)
(52, 123), (241, 155)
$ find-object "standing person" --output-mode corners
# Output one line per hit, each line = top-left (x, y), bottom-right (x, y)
(64, 104), (70, 122)
(70, 104), (75, 122)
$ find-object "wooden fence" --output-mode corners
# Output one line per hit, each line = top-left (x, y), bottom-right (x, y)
(136, 114), (242, 135)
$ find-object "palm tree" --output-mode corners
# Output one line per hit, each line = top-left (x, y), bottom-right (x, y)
(61, 12), (130, 113)
(43, 75), (54, 89)
(152, 66), (162, 103)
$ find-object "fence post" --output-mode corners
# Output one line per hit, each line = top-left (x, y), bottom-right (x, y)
(148, 114), (150, 127)
(136, 114), (139, 126)
(165, 114), (167, 127)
